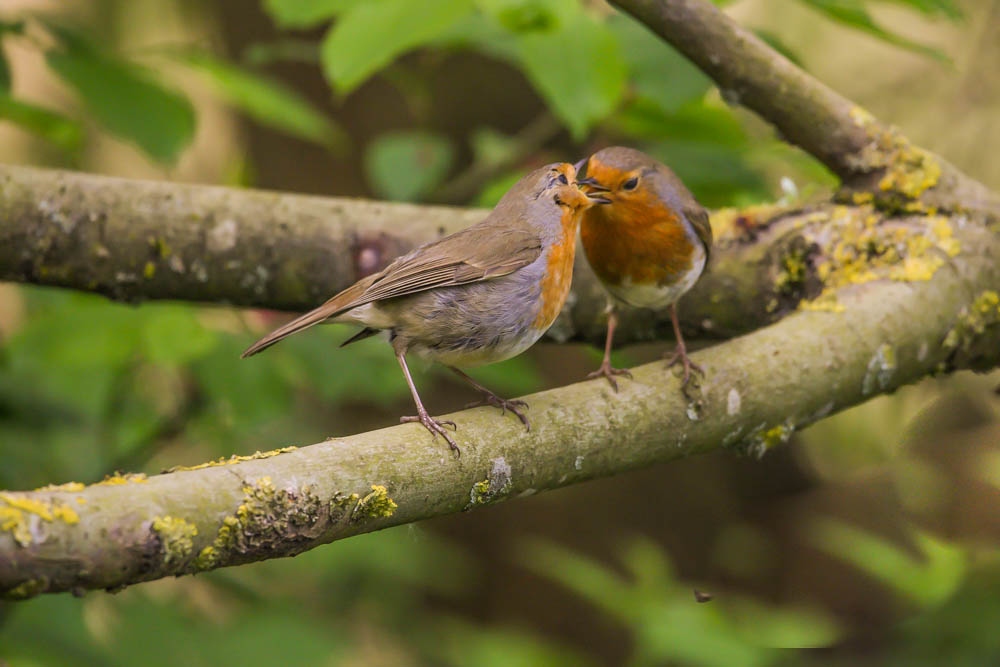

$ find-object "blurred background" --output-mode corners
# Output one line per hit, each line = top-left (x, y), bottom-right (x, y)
(1, 0), (999, 664)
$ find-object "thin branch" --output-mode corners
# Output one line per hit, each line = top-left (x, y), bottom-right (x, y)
(2, 211), (997, 598)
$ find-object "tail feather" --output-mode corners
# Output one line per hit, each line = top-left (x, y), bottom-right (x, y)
(240, 282), (369, 358)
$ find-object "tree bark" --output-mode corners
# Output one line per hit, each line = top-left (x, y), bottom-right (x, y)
(1, 0), (999, 598)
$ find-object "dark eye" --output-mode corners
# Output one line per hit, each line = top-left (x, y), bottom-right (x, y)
(557, 173), (569, 185)
(622, 176), (639, 191)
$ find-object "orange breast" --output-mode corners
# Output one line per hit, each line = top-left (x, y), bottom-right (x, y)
(580, 192), (694, 288)
(533, 208), (579, 330)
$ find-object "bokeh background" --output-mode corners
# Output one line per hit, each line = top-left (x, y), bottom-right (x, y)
(1, 0), (999, 664)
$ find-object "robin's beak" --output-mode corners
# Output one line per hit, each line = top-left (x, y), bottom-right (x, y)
(577, 176), (610, 192)
(585, 191), (611, 205)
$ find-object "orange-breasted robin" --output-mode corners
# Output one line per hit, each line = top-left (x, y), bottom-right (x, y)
(575, 146), (713, 390)
(242, 163), (608, 454)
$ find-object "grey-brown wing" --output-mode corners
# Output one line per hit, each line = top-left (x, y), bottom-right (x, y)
(353, 220), (542, 304)
(684, 205), (712, 263)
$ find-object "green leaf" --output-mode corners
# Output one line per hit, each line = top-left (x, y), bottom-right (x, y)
(141, 305), (217, 365)
(321, 0), (475, 93)
(364, 130), (454, 201)
(608, 13), (711, 113)
(175, 51), (346, 151)
(0, 95), (83, 151)
(809, 519), (967, 607)
(884, 0), (962, 19)
(46, 44), (195, 163)
(514, 13), (626, 138)
(799, 0), (950, 62)
(243, 39), (320, 66)
(263, 0), (361, 28)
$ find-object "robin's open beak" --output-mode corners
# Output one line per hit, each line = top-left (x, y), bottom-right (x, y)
(577, 177), (610, 192)
(586, 191), (611, 204)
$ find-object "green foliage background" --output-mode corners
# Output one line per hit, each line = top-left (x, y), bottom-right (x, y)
(1, 0), (999, 664)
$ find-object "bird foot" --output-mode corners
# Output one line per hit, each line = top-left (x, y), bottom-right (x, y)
(465, 393), (531, 431)
(587, 360), (633, 392)
(400, 411), (460, 455)
(665, 344), (704, 388)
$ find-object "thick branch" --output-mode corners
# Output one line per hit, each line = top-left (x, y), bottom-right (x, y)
(2, 211), (997, 599)
(0, 164), (818, 346)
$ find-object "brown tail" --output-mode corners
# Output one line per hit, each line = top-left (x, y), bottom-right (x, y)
(240, 281), (369, 358)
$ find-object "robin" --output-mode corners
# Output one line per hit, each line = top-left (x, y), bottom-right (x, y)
(575, 146), (713, 390)
(242, 163), (608, 454)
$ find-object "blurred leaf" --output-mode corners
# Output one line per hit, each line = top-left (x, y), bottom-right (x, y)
(454, 354), (544, 397)
(608, 13), (711, 113)
(514, 12), (626, 138)
(474, 169), (524, 207)
(45, 44), (195, 163)
(243, 39), (320, 66)
(321, 0), (475, 93)
(0, 595), (105, 666)
(884, 0), (962, 19)
(644, 139), (770, 208)
(809, 519), (967, 607)
(798, 0), (950, 61)
(435, 12), (521, 62)
(0, 94), (84, 151)
(614, 99), (748, 145)
(140, 305), (217, 365)
(192, 335), (294, 429)
(475, 0), (577, 33)
(263, 0), (361, 28)
(433, 617), (595, 667)
(174, 51), (346, 151)
(364, 130), (454, 201)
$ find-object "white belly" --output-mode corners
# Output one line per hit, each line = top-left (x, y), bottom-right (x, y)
(607, 240), (706, 309)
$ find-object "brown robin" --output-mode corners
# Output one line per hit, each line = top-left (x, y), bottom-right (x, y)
(242, 163), (608, 454)
(575, 146), (713, 390)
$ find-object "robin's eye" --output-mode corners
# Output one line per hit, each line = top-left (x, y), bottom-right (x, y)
(557, 173), (569, 185)
(622, 176), (639, 191)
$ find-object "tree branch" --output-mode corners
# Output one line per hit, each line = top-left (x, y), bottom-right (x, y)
(609, 0), (1000, 214)
(2, 210), (997, 598)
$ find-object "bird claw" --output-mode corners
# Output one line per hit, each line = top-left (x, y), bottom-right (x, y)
(400, 412), (460, 455)
(466, 393), (531, 431)
(665, 344), (705, 388)
(587, 361), (633, 392)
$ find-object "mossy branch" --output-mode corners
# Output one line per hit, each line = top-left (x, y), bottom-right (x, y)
(2, 210), (998, 599)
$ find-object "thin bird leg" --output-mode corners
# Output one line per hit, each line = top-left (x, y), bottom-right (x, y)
(587, 308), (633, 392)
(664, 303), (704, 387)
(449, 367), (530, 431)
(397, 351), (460, 455)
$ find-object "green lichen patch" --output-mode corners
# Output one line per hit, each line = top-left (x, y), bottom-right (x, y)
(94, 472), (148, 486)
(862, 343), (897, 396)
(799, 206), (961, 312)
(2, 577), (48, 601)
(711, 203), (789, 245)
(734, 420), (796, 459)
(330, 491), (360, 524)
(192, 476), (326, 572)
(34, 482), (86, 492)
(352, 485), (397, 521)
(465, 457), (513, 509)
(0, 492), (80, 547)
(943, 290), (1000, 371)
(847, 106), (942, 213)
(164, 446), (298, 473)
(151, 516), (198, 567)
